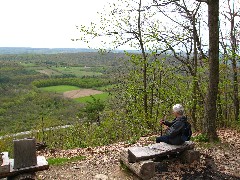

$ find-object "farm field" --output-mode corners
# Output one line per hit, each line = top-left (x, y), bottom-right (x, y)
(39, 85), (80, 93)
(75, 92), (109, 103)
(39, 85), (109, 103)
(63, 89), (103, 99)
(21, 62), (103, 77)
(0, 52), (120, 139)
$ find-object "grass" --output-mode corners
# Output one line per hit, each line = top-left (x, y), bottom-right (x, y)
(75, 93), (109, 103)
(47, 156), (86, 166)
(39, 85), (80, 93)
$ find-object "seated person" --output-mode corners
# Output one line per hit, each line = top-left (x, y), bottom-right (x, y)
(156, 104), (191, 145)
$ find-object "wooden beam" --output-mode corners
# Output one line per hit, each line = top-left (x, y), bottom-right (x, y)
(128, 141), (194, 163)
(120, 150), (155, 180)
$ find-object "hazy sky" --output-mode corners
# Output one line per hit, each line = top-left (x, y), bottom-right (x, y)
(1, 0), (238, 49)
(0, 0), (110, 48)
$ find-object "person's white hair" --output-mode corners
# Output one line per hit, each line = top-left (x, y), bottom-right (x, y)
(172, 104), (184, 115)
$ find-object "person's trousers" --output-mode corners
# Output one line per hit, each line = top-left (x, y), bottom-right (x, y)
(156, 135), (169, 143)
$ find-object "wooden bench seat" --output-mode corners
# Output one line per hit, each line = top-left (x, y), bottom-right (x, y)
(120, 141), (199, 180)
(128, 141), (195, 163)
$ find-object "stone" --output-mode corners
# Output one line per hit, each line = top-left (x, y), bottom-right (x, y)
(0, 152), (10, 173)
(180, 150), (200, 164)
(0, 155), (48, 179)
(13, 138), (37, 169)
(94, 174), (109, 180)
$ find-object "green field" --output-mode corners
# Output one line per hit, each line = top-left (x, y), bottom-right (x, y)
(39, 85), (109, 103)
(39, 85), (80, 93)
(75, 93), (109, 103)
(20, 62), (103, 77)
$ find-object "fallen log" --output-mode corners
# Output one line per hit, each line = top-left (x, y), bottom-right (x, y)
(120, 150), (155, 180)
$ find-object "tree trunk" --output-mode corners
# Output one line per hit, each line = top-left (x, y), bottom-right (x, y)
(230, 8), (239, 122)
(232, 60), (239, 121)
(203, 0), (219, 141)
(137, 0), (148, 119)
(150, 67), (156, 119)
(192, 15), (198, 131)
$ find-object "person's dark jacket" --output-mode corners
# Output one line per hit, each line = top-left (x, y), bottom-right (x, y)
(163, 116), (187, 145)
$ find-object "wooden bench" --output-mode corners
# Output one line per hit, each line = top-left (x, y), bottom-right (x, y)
(120, 141), (200, 180)
(0, 138), (49, 180)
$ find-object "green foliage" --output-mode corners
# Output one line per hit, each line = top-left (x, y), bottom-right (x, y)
(0, 61), (46, 85)
(111, 53), (193, 131)
(0, 110), (148, 151)
(52, 66), (103, 77)
(192, 134), (209, 142)
(0, 40), (239, 152)
(32, 77), (111, 89)
(0, 88), (82, 134)
(47, 156), (86, 166)
(78, 96), (106, 123)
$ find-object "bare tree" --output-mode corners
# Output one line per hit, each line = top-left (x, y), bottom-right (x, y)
(223, 0), (240, 122)
(153, 0), (220, 141)
(153, 0), (206, 130)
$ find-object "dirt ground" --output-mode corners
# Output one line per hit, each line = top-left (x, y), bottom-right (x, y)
(37, 129), (240, 180)
(63, 89), (103, 99)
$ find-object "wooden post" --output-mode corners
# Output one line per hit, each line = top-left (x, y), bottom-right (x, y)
(13, 138), (37, 169)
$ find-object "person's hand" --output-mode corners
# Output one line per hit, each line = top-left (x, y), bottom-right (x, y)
(160, 119), (165, 124)
(160, 116), (167, 125)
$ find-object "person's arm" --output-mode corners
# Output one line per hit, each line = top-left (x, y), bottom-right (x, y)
(162, 118), (176, 127)
(163, 120), (173, 127)
(166, 121), (185, 138)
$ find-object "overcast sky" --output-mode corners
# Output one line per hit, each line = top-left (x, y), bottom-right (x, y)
(0, 0), (110, 48)
(1, 0), (239, 49)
